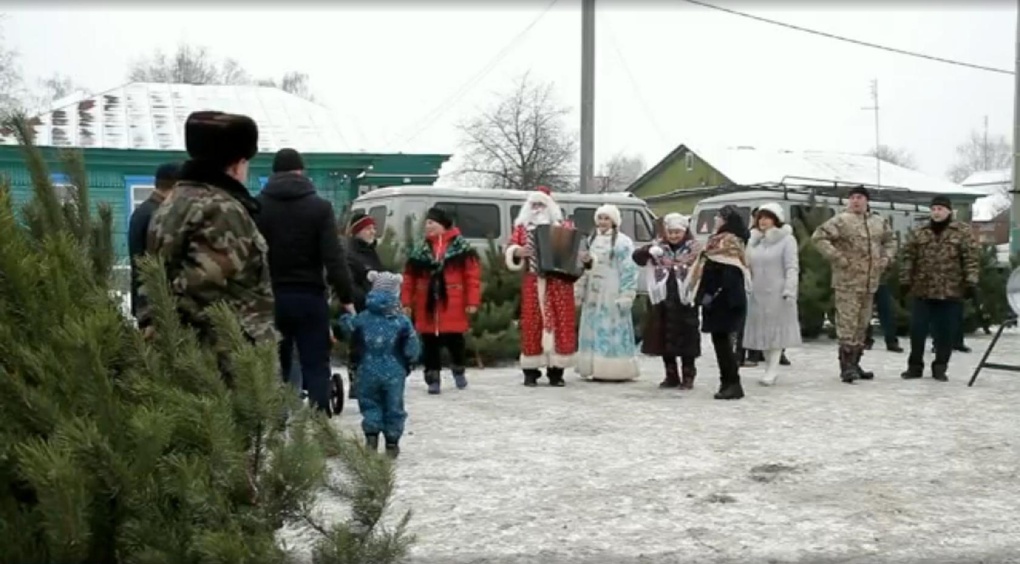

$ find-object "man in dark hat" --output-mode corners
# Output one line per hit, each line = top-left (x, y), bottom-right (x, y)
(899, 195), (979, 381)
(812, 185), (895, 383)
(128, 161), (180, 325)
(343, 210), (385, 400)
(254, 147), (354, 415)
(140, 111), (277, 356)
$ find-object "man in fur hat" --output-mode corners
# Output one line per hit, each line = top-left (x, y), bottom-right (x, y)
(140, 111), (277, 359)
(504, 186), (587, 387)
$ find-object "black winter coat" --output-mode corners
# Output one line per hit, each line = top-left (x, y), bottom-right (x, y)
(696, 260), (747, 334)
(255, 172), (353, 303)
(633, 243), (701, 359)
(346, 236), (385, 311)
(127, 194), (162, 320)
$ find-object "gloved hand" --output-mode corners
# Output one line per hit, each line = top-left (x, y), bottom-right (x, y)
(964, 285), (977, 299)
(648, 246), (664, 258)
(615, 297), (633, 310)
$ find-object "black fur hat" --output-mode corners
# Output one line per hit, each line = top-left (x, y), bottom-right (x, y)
(848, 185), (870, 199)
(184, 111), (259, 168)
(425, 206), (453, 229)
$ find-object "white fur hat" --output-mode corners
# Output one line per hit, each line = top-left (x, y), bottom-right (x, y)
(756, 202), (785, 224)
(662, 213), (689, 230)
(594, 204), (622, 227)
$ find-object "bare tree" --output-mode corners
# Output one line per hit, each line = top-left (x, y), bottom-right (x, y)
(947, 129), (1012, 183)
(37, 73), (80, 104)
(867, 144), (916, 170)
(457, 73), (577, 191)
(597, 152), (646, 192)
(128, 44), (226, 85)
(0, 15), (25, 115)
(257, 71), (314, 101)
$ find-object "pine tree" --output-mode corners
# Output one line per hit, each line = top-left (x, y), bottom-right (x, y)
(0, 115), (412, 564)
(465, 239), (521, 367)
(791, 201), (834, 339)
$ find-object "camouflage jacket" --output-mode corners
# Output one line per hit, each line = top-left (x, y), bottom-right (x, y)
(811, 210), (895, 294)
(900, 220), (979, 300)
(141, 167), (278, 345)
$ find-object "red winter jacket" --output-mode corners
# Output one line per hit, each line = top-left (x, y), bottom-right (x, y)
(401, 228), (481, 335)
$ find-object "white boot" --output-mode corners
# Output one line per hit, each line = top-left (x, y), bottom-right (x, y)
(758, 349), (782, 386)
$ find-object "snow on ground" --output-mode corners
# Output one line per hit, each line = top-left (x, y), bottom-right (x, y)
(286, 331), (1020, 563)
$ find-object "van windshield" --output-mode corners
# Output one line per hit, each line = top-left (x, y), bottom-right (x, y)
(694, 206), (751, 235)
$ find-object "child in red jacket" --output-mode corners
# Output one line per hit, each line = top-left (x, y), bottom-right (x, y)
(401, 207), (482, 394)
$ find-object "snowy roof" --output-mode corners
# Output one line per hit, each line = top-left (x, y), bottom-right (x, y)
(961, 168), (1010, 189)
(0, 82), (352, 153)
(972, 193), (1011, 221)
(959, 169), (1013, 221)
(691, 145), (984, 196)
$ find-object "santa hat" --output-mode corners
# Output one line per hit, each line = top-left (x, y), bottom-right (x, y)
(594, 204), (622, 227)
(514, 186), (563, 226)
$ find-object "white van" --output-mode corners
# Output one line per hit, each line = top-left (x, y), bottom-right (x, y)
(690, 189), (935, 244)
(349, 186), (659, 253)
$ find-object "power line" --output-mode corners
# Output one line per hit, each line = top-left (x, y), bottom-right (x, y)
(604, 21), (670, 147)
(394, 0), (560, 147)
(682, 0), (1014, 76)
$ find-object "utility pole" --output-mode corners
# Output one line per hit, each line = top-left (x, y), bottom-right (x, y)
(861, 79), (881, 186)
(1012, 0), (1020, 255)
(580, 0), (595, 194)
(983, 115), (990, 170)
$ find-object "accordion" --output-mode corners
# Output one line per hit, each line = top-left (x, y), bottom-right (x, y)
(533, 224), (586, 281)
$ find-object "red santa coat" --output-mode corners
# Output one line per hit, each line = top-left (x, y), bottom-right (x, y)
(504, 221), (580, 369)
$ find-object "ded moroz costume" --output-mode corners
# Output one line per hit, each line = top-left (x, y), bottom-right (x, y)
(504, 186), (585, 387)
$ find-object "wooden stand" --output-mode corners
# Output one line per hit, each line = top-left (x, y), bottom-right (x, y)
(967, 315), (1019, 387)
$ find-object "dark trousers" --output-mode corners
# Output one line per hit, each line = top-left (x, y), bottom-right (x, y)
(276, 290), (332, 415)
(908, 298), (962, 369)
(712, 332), (741, 387)
(874, 284), (897, 343)
(421, 333), (467, 378)
(663, 356), (696, 370)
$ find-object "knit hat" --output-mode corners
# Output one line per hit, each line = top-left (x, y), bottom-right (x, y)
(272, 148), (305, 173)
(930, 195), (952, 210)
(368, 271), (402, 295)
(848, 185), (870, 199)
(594, 204), (622, 227)
(154, 162), (181, 188)
(184, 111), (259, 168)
(348, 211), (375, 235)
(756, 202), (785, 225)
(425, 206), (453, 229)
(662, 213), (689, 231)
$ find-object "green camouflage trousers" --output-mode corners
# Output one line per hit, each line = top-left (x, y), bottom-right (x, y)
(834, 290), (873, 346)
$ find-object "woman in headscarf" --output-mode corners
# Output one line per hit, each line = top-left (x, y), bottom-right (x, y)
(574, 204), (640, 381)
(689, 205), (751, 400)
(632, 212), (702, 390)
(742, 203), (801, 386)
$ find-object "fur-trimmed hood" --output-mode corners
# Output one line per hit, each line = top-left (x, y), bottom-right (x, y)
(749, 223), (793, 247)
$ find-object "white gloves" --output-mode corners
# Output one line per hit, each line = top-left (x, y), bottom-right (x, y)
(648, 246), (664, 258)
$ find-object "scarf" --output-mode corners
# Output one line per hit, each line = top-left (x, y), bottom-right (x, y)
(406, 228), (476, 316)
(688, 231), (752, 299)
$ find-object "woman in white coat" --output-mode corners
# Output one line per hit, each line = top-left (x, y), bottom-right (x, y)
(742, 203), (801, 386)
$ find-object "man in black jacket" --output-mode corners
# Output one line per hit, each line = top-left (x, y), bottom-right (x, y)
(343, 211), (385, 400)
(255, 148), (354, 416)
(127, 162), (180, 325)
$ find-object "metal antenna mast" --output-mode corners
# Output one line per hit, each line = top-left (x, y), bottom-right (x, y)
(861, 79), (881, 186)
(580, 0), (595, 193)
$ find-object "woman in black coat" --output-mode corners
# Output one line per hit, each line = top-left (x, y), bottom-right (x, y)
(632, 212), (703, 391)
(690, 205), (751, 400)
(342, 212), (385, 399)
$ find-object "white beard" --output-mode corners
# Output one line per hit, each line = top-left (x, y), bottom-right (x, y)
(528, 211), (552, 228)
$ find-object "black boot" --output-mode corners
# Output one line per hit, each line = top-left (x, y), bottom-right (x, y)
(385, 441), (400, 459)
(839, 346), (858, 383)
(779, 350), (791, 366)
(348, 369), (359, 400)
(900, 365), (923, 379)
(424, 370), (441, 395)
(365, 434), (379, 452)
(886, 339), (904, 353)
(659, 358), (680, 388)
(523, 368), (541, 387)
(931, 363), (949, 382)
(714, 383), (744, 400)
(547, 367), (566, 387)
(680, 363), (697, 390)
(854, 347), (875, 380)
(954, 344), (971, 353)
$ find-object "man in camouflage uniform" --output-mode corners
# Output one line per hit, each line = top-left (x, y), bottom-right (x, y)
(140, 111), (277, 364)
(812, 186), (895, 383)
(899, 196), (979, 381)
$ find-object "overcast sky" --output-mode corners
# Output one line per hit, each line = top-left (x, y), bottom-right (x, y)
(2, 1), (1015, 181)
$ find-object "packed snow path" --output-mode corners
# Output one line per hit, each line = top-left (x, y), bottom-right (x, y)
(304, 332), (1020, 563)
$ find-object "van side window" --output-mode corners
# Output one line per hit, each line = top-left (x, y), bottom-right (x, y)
(368, 205), (387, 233)
(435, 202), (501, 239)
(572, 207), (597, 235)
(510, 205), (522, 225)
(620, 209), (653, 241)
(695, 206), (751, 234)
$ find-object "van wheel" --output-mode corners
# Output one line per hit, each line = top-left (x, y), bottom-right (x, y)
(329, 373), (344, 415)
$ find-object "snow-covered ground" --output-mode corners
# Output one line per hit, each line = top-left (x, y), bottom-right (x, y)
(291, 331), (1020, 563)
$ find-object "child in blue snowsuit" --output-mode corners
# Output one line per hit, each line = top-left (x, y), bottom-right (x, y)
(337, 271), (421, 458)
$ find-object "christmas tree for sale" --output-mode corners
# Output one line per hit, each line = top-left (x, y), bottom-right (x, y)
(0, 116), (412, 564)
(792, 201), (834, 339)
(465, 238), (521, 367)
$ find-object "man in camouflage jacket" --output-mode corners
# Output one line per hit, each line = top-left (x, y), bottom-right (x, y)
(140, 111), (277, 360)
(899, 195), (979, 381)
(812, 186), (895, 383)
